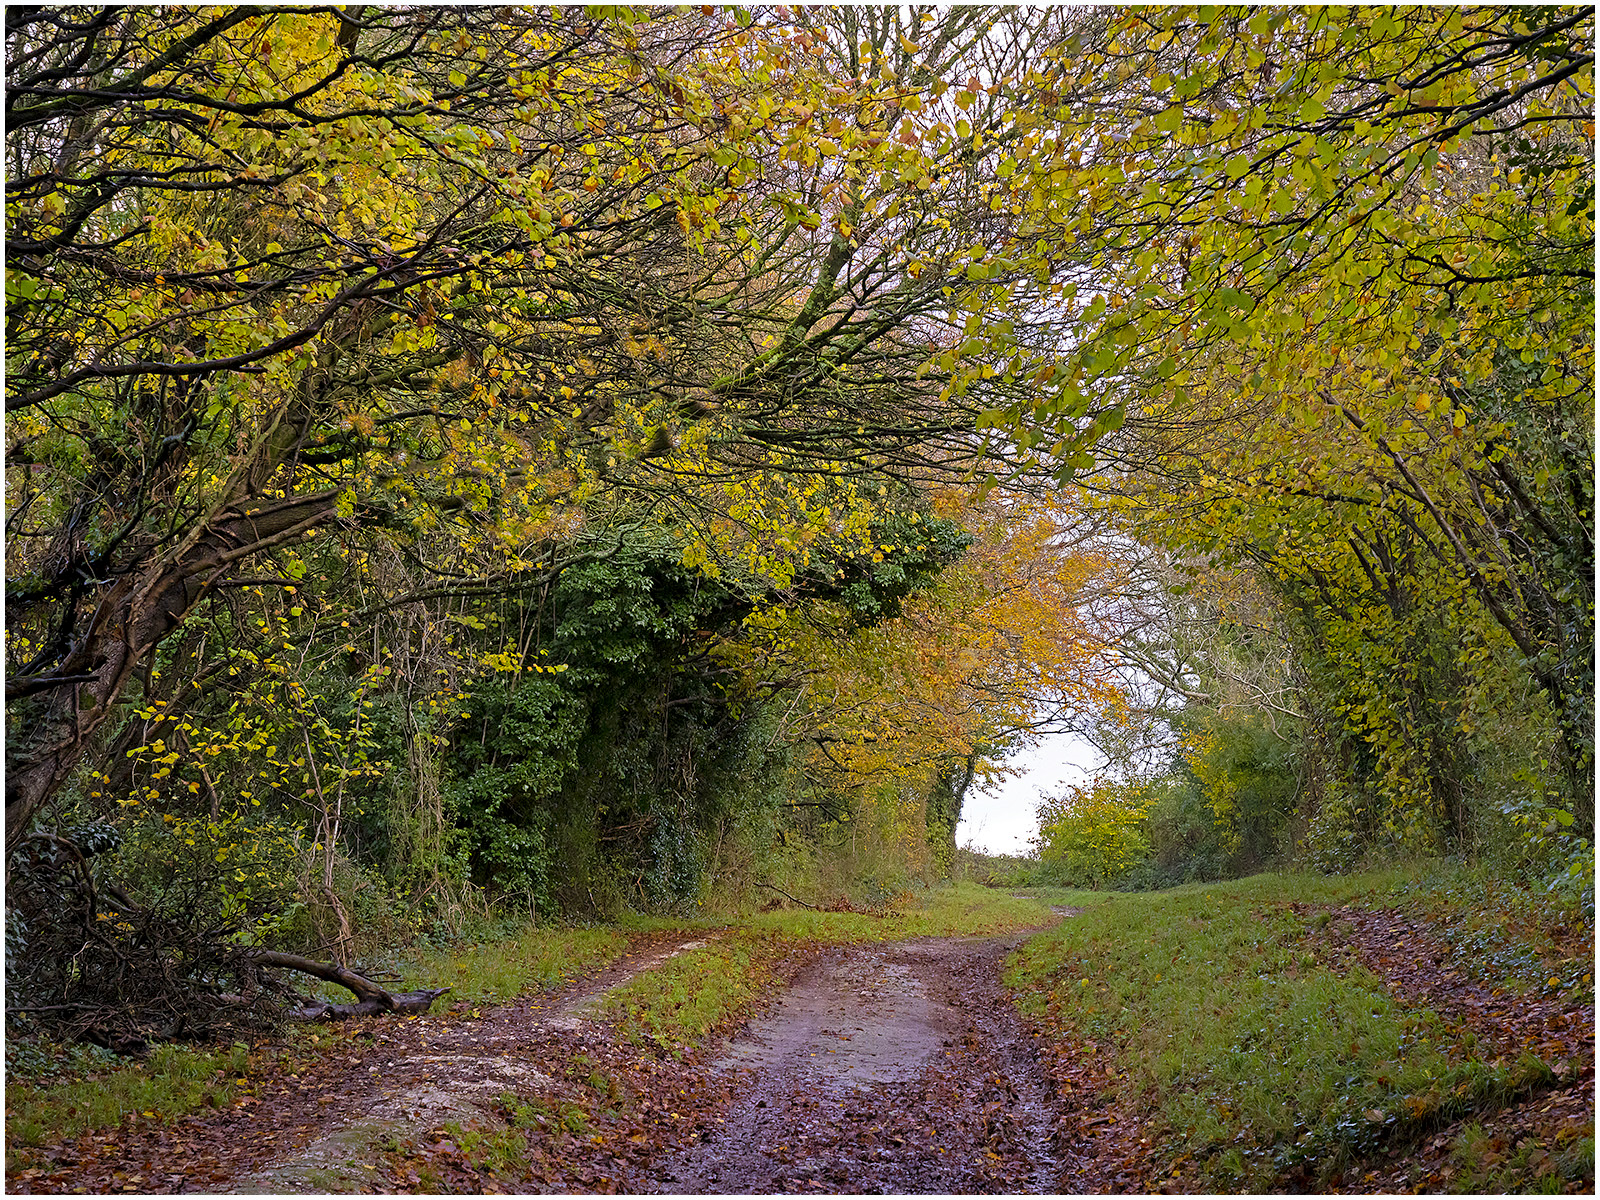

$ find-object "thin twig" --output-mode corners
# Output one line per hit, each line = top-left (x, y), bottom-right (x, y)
(754, 881), (822, 910)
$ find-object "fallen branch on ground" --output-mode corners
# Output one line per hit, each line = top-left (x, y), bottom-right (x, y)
(7, 831), (452, 1045)
(247, 951), (450, 1020)
(755, 881), (822, 910)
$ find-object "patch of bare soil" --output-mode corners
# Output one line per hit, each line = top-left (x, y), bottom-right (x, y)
(646, 936), (1065, 1194)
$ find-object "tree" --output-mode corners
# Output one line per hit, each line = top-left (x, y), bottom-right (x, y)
(5, 6), (663, 837)
(10, 2), (1188, 956)
(749, 489), (1122, 847)
(1035, 778), (1153, 888)
(7, 4), (1142, 848)
(995, 6), (1593, 854)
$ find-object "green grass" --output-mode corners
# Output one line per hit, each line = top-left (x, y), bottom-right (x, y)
(742, 879), (1065, 940)
(1005, 865), (1590, 1191)
(597, 930), (786, 1050)
(499, 1088), (596, 1135)
(597, 882), (1063, 1050)
(399, 924), (630, 1003)
(439, 1117), (530, 1176)
(6, 1041), (250, 1162)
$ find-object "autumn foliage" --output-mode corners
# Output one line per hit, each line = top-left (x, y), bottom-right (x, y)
(5, 5), (1591, 1038)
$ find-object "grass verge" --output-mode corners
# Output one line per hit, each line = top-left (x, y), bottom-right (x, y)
(1005, 864), (1593, 1191)
(398, 925), (630, 1004)
(8, 924), (629, 1161)
(6, 1041), (249, 1163)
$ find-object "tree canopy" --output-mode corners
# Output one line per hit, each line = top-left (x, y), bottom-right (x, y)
(6, 4), (1592, 1039)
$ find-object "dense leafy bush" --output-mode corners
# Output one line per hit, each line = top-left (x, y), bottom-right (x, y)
(1034, 780), (1153, 888)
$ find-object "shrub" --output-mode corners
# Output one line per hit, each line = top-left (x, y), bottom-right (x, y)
(1035, 779), (1153, 887)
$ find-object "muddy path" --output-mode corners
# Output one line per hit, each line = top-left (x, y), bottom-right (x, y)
(8, 928), (724, 1195)
(648, 935), (1064, 1194)
(11, 928), (1074, 1195)
(221, 929), (727, 1194)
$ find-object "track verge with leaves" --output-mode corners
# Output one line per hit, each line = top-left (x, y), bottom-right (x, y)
(1005, 865), (1594, 1193)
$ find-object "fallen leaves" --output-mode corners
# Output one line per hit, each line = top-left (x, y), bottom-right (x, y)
(1305, 905), (1594, 1194)
(1020, 899), (1594, 1194)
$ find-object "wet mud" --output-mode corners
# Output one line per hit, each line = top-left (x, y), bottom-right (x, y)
(649, 936), (1065, 1194)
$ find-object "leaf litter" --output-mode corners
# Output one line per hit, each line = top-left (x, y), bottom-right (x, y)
(1020, 900), (1594, 1194)
(8, 904), (1591, 1194)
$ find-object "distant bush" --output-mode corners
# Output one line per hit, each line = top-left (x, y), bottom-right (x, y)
(1034, 780), (1154, 888)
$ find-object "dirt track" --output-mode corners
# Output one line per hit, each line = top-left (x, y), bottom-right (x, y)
(227, 930), (727, 1193)
(9, 929), (1073, 1194)
(650, 936), (1065, 1194)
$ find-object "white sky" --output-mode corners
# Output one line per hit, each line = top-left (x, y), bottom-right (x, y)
(955, 729), (1098, 856)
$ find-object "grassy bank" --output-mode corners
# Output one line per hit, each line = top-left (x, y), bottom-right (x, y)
(1005, 865), (1594, 1192)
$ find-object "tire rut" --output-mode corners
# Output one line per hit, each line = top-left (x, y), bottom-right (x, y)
(648, 935), (1066, 1194)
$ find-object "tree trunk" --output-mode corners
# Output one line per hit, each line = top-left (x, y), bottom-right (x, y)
(6, 490), (346, 847)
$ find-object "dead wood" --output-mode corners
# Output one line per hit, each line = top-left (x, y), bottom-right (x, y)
(249, 950), (393, 1004)
(248, 949), (450, 1020)
(289, 988), (452, 1022)
(755, 881), (822, 910)
(7, 831), (450, 1046)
